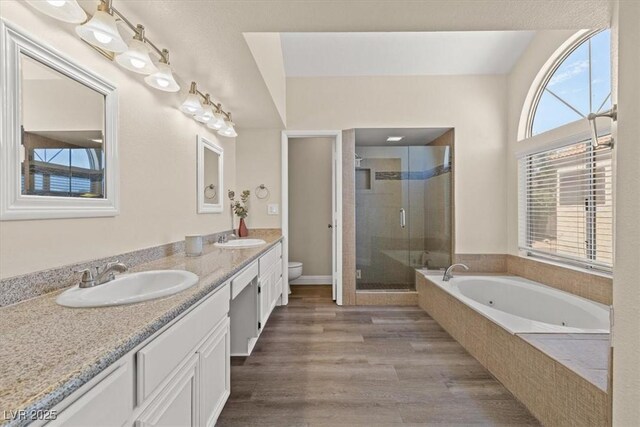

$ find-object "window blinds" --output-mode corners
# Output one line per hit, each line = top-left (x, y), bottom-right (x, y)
(519, 137), (614, 271)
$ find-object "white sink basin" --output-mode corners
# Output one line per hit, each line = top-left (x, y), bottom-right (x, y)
(214, 238), (266, 249)
(56, 270), (199, 308)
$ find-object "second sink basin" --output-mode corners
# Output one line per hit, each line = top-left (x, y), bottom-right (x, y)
(57, 270), (199, 308)
(214, 238), (266, 249)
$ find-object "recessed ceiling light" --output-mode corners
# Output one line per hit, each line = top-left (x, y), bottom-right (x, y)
(387, 136), (404, 142)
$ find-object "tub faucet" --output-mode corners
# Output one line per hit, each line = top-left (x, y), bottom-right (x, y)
(76, 261), (128, 288)
(443, 263), (469, 282)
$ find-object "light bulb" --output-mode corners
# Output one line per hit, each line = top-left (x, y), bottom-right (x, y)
(180, 82), (204, 115)
(26, 0), (87, 23)
(144, 61), (180, 92)
(115, 33), (158, 75)
(76, 9), (127, 53)
(93, 31), (113, 44)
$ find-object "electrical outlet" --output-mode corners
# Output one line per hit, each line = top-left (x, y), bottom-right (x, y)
(267, 204), (279, 215)
(356, 269), (361, 279)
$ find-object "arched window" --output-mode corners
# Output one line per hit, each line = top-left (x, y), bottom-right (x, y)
(519, 30), (614, 272)
(529, 29), (611, 137)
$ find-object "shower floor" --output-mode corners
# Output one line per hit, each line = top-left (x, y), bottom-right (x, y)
(357, 282), (415, 292)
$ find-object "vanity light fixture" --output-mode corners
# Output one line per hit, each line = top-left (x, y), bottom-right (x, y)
(75, 0), (127, 53)
(386, 136), (404, 142)
(26, 0), (87, 24)
(195, 94), (215, 123)
(25, 0), (237, 135)
(180, 82), (204, 115)
(115, 25), (157, 75)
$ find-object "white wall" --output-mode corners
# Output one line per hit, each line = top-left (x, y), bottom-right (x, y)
(612, 0), (640, 424)
(286, 75), (508, 254)
(288, 137), (333, 275)
(234, 129), (282, 229)
(0, 3), (236, 278)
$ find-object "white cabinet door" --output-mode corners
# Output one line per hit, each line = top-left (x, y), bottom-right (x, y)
(48, 361), (133, 427)
(135, 354), (199, 427)
(259, 267), (274, 329)
(199, 317), (230, 427)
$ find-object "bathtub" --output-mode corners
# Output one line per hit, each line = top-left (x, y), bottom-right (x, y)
(419, 272), (610, 334)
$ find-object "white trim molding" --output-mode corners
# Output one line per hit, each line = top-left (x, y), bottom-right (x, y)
(281, 130), (343, 306)
(0, 20), (119, 220)
(289, 275), (333, 285)
(196, 135), (224, 214)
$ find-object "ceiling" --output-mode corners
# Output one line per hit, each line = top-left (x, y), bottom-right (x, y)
(281, 31), (536, 77)
(65, 0), (609, 129)
(356, 128), (450, 146)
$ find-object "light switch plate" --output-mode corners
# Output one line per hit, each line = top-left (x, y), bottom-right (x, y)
(267, 204), (279, 215)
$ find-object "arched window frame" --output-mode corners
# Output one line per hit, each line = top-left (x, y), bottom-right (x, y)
(516, 29), (614, 273)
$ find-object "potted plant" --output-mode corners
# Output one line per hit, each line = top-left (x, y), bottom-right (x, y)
(228, 189), (250, 237)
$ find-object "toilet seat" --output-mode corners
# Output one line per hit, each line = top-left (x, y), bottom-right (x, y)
(288, 261), (303, 268)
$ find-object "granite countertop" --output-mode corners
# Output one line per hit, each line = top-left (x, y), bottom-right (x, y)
(0, 230), (282, 424)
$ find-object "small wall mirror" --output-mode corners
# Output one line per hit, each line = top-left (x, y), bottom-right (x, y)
(1, 21), (118, 220)
(197, 135), (224, 213)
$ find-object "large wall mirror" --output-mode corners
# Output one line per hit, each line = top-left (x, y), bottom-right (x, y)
(1, 21), (118, 220)
(197, 135), (224, 214)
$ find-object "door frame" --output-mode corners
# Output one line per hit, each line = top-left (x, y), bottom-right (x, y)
(281, 130), (343, 306)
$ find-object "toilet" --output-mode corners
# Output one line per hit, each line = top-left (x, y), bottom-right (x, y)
(288, 261), (303, 281)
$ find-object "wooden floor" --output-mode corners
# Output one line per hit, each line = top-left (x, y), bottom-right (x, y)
(217, 285), (540, 426)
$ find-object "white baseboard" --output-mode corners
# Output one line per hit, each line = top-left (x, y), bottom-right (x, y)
(290, 275), (333, 285)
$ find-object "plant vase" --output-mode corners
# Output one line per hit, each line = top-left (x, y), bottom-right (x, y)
(238, 218), (248, 237)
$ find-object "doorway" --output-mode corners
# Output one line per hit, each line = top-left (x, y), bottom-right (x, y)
(281, 131), (343, 305)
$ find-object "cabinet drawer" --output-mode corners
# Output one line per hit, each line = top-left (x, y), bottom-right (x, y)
(275, 242), (282, 259)
(259, 246), (278, 274)
(48, 361), (133, 427)
(231, 262), (258, 299)
(137, 284), (230, 403)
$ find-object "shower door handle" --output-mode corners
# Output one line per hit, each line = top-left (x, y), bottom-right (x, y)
(400, 208), (406, 229)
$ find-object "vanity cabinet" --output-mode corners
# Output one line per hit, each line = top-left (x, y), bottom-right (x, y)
(258, 243), (283, 330)
(47, 283), (231, 427)
(46, 241), (281, 427)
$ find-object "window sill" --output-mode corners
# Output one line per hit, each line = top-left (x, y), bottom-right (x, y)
(517, 251), (613, 280)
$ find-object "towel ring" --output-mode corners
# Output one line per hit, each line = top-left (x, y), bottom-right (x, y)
(255, 184), (270, 200)
(204, 184), (217, 200)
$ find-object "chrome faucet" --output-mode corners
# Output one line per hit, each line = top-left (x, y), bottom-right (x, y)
(443, 263), (469, 281)
(76, 261), (128, 288)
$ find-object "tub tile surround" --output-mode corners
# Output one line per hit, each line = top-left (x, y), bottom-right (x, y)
(506, 255), (612, 305)
(454, 253), (612, 305)
(0, 229), (259, 307)
(417, 274), (610, 427)
(0, 229), (282, 421)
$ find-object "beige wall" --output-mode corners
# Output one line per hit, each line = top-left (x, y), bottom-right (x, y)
(234, 129), (282, 229)
(612, 0), (640, 424)
(288, 137), (333, 276)
(287, 75), (508, 254)
(0, 3), (236, 278)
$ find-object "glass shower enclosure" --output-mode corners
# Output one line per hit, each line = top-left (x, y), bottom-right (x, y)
(355, 135), (452, 291)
